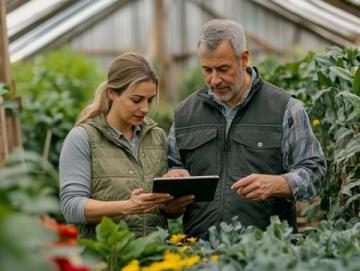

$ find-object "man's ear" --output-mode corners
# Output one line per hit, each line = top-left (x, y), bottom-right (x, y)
(241, 50), (249, 67)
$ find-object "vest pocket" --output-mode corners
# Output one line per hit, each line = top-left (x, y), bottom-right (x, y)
(176, 128), (219, 175)
(230, 127), (282, 175)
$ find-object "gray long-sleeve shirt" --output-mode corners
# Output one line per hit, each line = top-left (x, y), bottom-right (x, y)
(59, 125), (141, 224)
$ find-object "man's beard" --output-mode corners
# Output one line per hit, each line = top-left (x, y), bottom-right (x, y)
(208, 82), (242, 103)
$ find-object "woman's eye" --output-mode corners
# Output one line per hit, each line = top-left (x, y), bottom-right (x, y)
(131, 98), (142, 104)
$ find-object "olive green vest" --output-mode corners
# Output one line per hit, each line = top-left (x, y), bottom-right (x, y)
(78, 115), (168, 239)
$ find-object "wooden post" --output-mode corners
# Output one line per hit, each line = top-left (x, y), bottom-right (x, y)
(0, 1), (22, 164)
(149, 0), (170, 106)
(0, 0), (14, 94)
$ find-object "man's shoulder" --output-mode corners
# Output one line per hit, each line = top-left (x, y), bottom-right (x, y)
(261, 80), (291, 97)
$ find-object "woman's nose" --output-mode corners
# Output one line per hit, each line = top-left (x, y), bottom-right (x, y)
(140, 101), (150, 113)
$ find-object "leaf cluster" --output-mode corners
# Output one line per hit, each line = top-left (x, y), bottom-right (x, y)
(79, 217), (168, 271)
(12, 47), (104, 167)
(0, 149), (63, 271)
(259, 47), (360, 219)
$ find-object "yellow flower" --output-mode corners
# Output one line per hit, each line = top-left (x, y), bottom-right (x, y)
(312, 119), (320, 126)
(163, 251), (182, 262)
(169, 233), (186, 245)
(210, 255), (220, 262)
(179, 245), (189, 253)
(142, 251), (201, 271)
(186, 237), (197, 244)
(121, 260), (140, 271)
(142, 252), (182, 271)
(182, 255), (201, 267)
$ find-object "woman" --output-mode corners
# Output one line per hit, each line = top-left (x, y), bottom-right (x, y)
(59, 52), (173, 239)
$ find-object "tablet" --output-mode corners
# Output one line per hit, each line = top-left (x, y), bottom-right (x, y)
(152, 175), (219, 202)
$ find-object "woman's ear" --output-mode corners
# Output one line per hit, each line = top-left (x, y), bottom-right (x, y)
(107, 89), (115, 101)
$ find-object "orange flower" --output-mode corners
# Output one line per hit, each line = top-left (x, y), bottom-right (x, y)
(58, 224), (78, 239)
(42, 217), (78, 243)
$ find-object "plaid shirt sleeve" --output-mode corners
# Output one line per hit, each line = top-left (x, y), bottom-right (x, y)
(281, 97), (326, 201)
(166, 124), (184, 168)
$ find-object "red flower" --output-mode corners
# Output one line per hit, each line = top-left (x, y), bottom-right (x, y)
(42, 217), (78, 240)
(52, 257), (91, 271)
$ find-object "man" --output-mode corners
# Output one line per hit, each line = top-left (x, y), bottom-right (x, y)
(161, 19), (326, 239)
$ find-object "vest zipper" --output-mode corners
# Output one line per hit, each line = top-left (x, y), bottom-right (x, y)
(137, 135), (146, 237)
(137, 124), (155, 236)
(219, 119), (228, 224)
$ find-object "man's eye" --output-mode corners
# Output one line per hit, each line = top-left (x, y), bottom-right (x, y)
(219, 67), (228, 72)
(148, 98), (154, 104)
(203, 68), (211, 73)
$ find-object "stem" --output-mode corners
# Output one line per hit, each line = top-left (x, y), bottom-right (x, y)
(42, 128), (52, 161)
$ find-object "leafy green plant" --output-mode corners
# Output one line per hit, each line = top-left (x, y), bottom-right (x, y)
(0, 149), (63, 271)
(0, 82), (9, 96)
(0, 148), (60, 216)
(12, 47), (104, 167)
(79, 217), (168, 271)
(85, 217), (360, 271)
(260, 47), (360, 220)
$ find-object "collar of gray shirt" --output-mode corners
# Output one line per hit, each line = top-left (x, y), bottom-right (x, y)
(207, 67), (257, 133)
(109, 125), (141, 159)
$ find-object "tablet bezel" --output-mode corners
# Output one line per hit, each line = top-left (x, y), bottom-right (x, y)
(152, 175), (219, 202)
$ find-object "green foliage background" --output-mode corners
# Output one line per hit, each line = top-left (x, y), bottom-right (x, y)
(259, 47), (360, 219)
(12, 47), (104, 167)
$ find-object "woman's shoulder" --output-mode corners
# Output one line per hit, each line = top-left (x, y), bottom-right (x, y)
(63, 126), (90, 149)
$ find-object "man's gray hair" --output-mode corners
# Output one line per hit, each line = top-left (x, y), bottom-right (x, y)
(198, 19), (246, 58)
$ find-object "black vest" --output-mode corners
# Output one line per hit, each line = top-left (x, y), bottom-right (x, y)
(173, 71), (297, 238)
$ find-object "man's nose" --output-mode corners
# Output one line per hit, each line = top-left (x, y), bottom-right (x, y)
(209, 71), (221, 86)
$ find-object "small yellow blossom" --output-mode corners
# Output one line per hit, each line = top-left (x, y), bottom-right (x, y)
(121, 260), (140, 271)
(186, 237), (197, 244)
(312, 119), (320, 126)
(163, 251), (182, 262)
(180, 245), (189, 253)
(142, 251), (201, 271)
(169, 233), (186, 245)
(182, 255), (201, 267)
(210, 255), (220, 262)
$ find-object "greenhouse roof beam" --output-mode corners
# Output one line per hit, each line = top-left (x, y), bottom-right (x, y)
(251, 0), (360, 47)
(9, 0), (133, 63)
(7, 0), (73, 42)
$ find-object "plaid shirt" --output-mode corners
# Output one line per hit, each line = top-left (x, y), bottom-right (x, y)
(167, 74), (326, 201)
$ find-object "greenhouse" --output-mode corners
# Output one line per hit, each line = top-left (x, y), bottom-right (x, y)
(0, 0), (359, 270)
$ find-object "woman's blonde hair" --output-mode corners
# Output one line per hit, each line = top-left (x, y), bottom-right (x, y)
(76, 52), (159, 125)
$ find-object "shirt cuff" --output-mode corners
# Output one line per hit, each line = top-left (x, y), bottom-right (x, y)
(281, 172), (298, 196)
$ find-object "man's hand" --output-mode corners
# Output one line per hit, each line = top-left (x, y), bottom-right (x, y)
(163, 168), (191, 177)
(159, 195), (195, 219)
(231, 174), (292, 201)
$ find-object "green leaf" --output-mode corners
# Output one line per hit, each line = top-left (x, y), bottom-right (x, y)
(353, 66), (360, 95)
(336, 91), (360, 108)
(0, 82), (9, 96)
(335, 133), (360, 162)
(330, 66), (352, 82)
(96, 217), (119, 244)
(342, 180), (360, 196)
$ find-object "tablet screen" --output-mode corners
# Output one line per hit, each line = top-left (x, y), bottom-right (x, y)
(152, 175), (219, 202)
